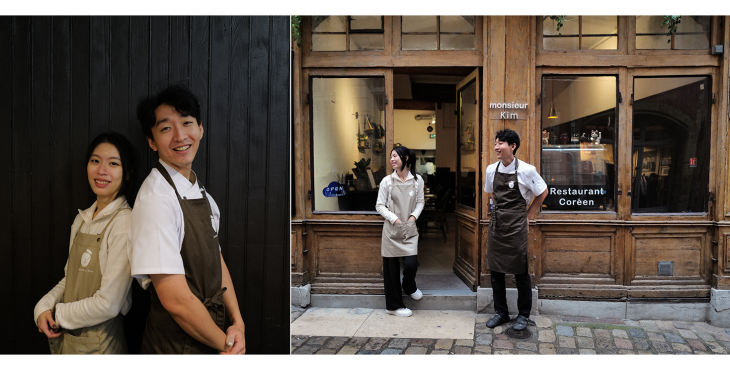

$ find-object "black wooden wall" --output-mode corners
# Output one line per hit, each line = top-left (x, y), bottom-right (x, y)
(0, 16), (290, 354)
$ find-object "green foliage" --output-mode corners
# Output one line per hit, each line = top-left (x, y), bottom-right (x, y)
(549, 16), (566, 35)
(291, 16), (303, 47)
(662, 15), (682, 43)
(354, 158), (371, 171)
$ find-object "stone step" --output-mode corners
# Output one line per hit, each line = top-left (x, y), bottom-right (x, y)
(311, 290), (477, 311)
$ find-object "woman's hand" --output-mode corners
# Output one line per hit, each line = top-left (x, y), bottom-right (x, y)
(408, 216), (416, 222)
(37, 310), (62, 338)
(395, 219), (402, 224)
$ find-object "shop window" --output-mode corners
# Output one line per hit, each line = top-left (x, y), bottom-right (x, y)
(636, 16), (710, 50)
(311, 16), (384, 51)
(540, 76), (617, 211)
(631, 76), (710, 213)
(401, 16), (476, 51)
(542, 16), (618, 50)
(311, 77), (386, 212)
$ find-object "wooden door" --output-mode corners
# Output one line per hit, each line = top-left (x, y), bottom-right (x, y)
(453, 69), (481, 290)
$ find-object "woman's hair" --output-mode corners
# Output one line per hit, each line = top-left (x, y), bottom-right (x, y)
(85, 132), (137, 205)
(392, 145), (417, 178)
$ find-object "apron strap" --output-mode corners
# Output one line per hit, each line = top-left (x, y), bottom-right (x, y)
(98, 207), (130, 236)
(201, 287), (227, 308)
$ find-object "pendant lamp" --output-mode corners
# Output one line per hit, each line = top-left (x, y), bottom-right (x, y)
(548, 80), (558, 119)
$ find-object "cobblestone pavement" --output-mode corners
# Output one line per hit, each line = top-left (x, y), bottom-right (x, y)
(291, 308), (730, 355)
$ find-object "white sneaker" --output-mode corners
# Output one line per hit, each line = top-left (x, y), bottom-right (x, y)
(386, 308), (413, 317)
(410, 288), (423, 300)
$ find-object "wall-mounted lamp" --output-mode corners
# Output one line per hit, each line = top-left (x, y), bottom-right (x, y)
(415, 114), (435, 121)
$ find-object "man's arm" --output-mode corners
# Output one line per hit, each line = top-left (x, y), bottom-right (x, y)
(150, 274), (229, 352)
(219, 253), (246, 354)
(526, 189), (548, 222)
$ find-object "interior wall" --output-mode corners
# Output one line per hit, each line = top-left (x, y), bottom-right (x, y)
(394, 109), (436, 150)
(436, 102), (457, 171)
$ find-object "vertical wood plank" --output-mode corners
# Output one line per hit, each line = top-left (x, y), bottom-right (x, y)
(110, 16), (130, 141)
(11, 16), (33, 354)
(149, 16), (170, 93)
(50, 16), (72, 288)
(262, 15), (289, 353)
(70, 16), (91, 215)
(190, 16), (210, 186)
(30, 17), (54, 354)
(169, 16), (190, 85)
(0, 16), (14, 352)
(129, 16), (150, 183)
(90, 16), (110, 138)
(504, 16), (530, 163)
(207, 15), (230, 257)
(244, 16), (270, 355)
(226, 15), (250, 346)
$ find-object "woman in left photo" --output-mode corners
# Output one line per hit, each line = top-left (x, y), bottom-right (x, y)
(34, 132), (137, 354)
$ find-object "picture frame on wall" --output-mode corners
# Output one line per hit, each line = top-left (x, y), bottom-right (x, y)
(660, 166), (670, 176)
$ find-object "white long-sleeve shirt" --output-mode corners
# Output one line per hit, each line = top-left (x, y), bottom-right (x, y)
(33, 196), (133, 330)
(376, 171), (425, 224)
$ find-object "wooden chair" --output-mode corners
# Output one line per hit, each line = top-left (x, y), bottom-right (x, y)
(418, 188), (452, 243)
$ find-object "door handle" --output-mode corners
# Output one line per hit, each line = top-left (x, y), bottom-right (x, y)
(627, 190), (631, 197)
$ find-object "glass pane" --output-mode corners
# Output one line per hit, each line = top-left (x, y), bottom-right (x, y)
(312, 34), (347, 51)
(583, 16), (617, 35)
(582, 36), (617, 50)
(350, 16), (382, 30)
(440, 16), (475, 33)
(402, 34), (437, 50)
(677, 16), (710, 33)
(312, 77), (386, 212)
(543, 36), (579, 50)
(457, 79), (477, 208)
(312, 16), (346, 33)
(543, 15), (579, 36)
(636, 35), (670, 50)
(631, 77), (710, 213)
(350, 34), (384, 50)
(541, 76), (617, 211)
(675, 33), (710, 50)
(440, 34), (475, 50)
(402, 16), (437, 33)
(636, 16), (665, 34)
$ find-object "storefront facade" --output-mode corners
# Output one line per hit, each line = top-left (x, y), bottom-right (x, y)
(291, 16), (730, 325)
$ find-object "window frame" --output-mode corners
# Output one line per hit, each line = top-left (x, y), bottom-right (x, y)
(626, 67), (717, 221)
(534, 67), (626, 221)
(400, 16), (478, 51)
(303, 68), (395, 220)
(537, 16), (627, 55)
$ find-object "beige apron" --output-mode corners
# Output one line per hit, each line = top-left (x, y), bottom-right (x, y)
(381, 175), (419, 257)
(49, 208), (129, 354)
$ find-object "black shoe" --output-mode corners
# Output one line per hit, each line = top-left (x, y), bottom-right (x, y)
(513, 315), (528, 331)
(486, 314), (510, 328)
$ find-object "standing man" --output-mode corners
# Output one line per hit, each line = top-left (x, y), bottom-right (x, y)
(483, 129), (547, 331)
(128, 85), (245, 354)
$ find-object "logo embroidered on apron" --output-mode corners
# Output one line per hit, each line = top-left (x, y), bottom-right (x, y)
(81, 249), (92, 267)
(508, 180), (515, 189)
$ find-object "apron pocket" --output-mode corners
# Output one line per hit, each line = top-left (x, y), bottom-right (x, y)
(404, 221), (418, 239)
(62, 331), (101, 354)
(389, 222), (404, 239)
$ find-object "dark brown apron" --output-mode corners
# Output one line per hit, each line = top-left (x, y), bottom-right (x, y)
(487, 160), (529, 275)
(140, 162), (226, 354)
(49, 208), (128, 354)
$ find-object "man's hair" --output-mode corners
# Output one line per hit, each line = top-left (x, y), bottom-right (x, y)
(136, 85), (202, 139)
(495, 128), (520, 156)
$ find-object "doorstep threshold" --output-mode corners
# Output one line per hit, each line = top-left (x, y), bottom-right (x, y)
(311, 289), (477, 311)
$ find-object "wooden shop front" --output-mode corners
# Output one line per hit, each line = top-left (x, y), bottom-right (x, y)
(291, 16), (730, 305)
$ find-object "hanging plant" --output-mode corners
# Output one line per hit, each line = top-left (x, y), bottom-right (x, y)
(661, 15), (682, 43)
(291, 16), (303, 47)
(549, 16), (566, 35)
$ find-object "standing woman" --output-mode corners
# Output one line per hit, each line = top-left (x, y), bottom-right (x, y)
(376, 145), (425, 317)
(33, 132), (137, 354)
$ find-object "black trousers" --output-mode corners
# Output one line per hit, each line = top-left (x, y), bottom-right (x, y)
(383, 255), (419, 311)
(490, 270), (531, 318)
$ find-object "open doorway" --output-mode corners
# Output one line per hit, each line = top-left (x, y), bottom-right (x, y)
(393, 68), (473, 291)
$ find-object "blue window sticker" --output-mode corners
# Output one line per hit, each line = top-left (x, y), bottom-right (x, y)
(323, 181), (347, 197)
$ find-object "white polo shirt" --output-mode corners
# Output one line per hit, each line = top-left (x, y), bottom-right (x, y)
(128, 159), (220, 289)
(483, 158), (548, 204)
